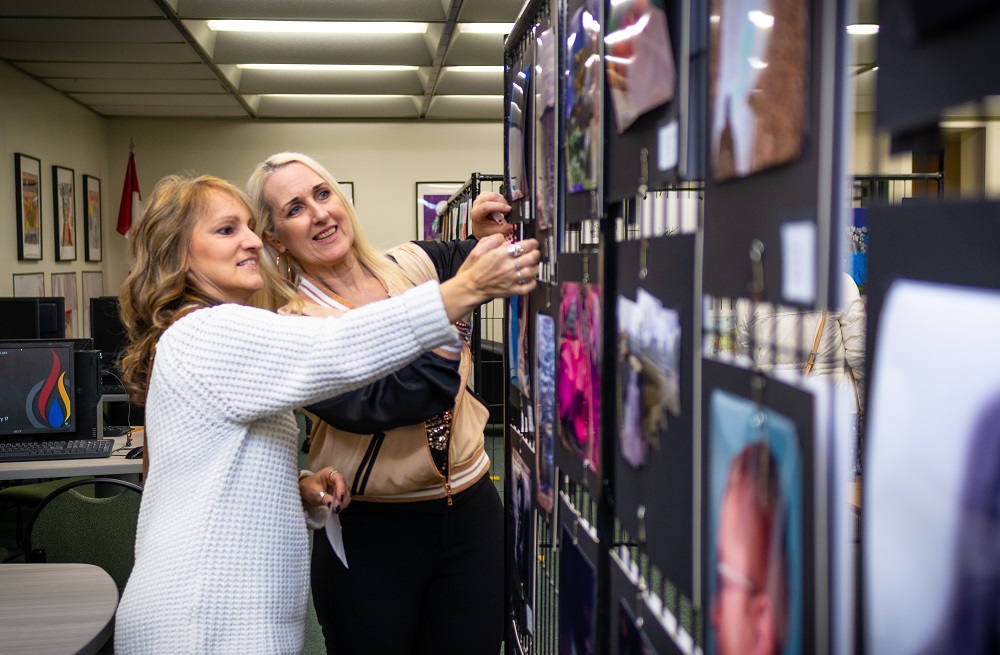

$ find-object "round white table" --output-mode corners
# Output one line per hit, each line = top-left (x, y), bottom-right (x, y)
(0, 563), (118, 655)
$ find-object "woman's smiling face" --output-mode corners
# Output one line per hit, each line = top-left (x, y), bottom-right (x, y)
(185, 189), (263, 304)
(263, 161), (355, 272)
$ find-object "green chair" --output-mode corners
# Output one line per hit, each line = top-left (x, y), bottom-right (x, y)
(0, 476), (93, 549)
(25, 477), (143, 593)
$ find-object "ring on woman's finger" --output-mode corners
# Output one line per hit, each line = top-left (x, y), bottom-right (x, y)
(516, 269), (526, 285)
(514, 257), (521, 271)
(317, 491), (327, 502)
(507, 243), (524, 258)
(328, 469), (339, 481)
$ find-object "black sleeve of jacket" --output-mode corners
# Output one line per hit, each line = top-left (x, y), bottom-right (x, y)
(305, 351), (461, 433)
(411, 237), (478, 282)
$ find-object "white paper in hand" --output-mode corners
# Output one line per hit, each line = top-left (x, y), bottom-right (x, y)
(325, 511), (348, 568)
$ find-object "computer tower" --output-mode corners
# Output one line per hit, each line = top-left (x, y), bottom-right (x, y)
(73, 349), (103, 439)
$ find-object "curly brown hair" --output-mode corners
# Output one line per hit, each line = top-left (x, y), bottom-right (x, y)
(117, 174), (261, 404)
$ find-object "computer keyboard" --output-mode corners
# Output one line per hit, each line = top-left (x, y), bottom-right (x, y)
(0, 438), (115, 463)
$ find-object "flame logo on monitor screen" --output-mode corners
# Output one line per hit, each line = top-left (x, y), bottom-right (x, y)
(25, 348), (72, 429)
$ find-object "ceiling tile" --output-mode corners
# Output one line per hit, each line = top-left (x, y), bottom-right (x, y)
(435, 67), (504, 95)
(0, 42), (201, 63)
(47, 78), (226, 94)
(0, 18), (180, 43)
(68, 93), (236, 107)
(175, 0), (448, 21)
(442, 32), (506, 66)
(15, 62), (217, 79)
(88, 104), (250, 117)
(458, 0), (524, 23)
(0, 0), (164, 18)
(425, 95), (503, 120)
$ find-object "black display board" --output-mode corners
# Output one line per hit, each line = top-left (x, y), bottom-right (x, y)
(610, 552), (684, 655)
(605, 0), (708, 201)
(701, 359), (819, 655)
(876, 0), (1000, 142)
(702, 0), (849, 310)
(612, 235), (696, 597)
(864, 200), (1000, 409)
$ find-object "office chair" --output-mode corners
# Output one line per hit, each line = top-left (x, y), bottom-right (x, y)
(0, 476), (93, 549)
(25, 477), (142, 592)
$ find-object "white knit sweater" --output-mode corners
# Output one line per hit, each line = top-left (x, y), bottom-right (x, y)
(115, 282), (455, 654)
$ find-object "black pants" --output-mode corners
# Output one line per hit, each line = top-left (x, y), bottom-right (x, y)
(311, 476), (504, 655)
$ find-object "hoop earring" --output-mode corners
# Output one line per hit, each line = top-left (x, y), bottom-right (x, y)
(276, 252), (292, 279)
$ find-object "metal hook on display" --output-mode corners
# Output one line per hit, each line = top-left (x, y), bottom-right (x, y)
(546, 283), (551, 309)
(635, 505), (648, 628)
(583, 254), (590, 285)
(638, 147), (649, 201)
(749, 239), (765, 302)
(639, 238), (649, 281)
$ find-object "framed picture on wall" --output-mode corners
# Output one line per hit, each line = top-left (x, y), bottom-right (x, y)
(12, 272), (45, 297)
(15, 152), (42, 261)
(340, 181), (354, 206)
(81, 271), (104, 339)
(51, 271), (78, 338)
(83, 175), (103, 262)
(52, 165), (77, 261)
(416, 181), (462, 241)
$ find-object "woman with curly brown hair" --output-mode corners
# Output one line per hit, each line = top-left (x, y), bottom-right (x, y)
(113, 173), (537, 654)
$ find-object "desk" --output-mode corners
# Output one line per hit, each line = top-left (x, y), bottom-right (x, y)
(0, 563), (118, 655)
(0, 432), (144, 482)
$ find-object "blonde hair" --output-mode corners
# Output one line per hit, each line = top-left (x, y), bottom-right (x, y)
(246, 152), (413, 312)
(117, 174), (279, 404)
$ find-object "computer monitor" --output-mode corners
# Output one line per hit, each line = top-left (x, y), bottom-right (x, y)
(0, 340), (76, 437)
(37, 297), (66, 339)
(90, 296), (127, 372)
(0, 297), (66, 340)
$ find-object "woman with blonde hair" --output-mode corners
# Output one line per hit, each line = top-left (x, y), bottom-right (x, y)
(114, 173), (535, 654)
(248, 152), (534, 654)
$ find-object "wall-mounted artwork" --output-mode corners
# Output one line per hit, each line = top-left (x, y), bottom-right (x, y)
(13, 273), (45, 297)
(81, 271), (104, 339)
(83, 175), (102, 262)
(416, 181), (462, 240)
(52, 165), (77, 261)
(51, 271), (78, 338)
(15, 153), (42, 261)
(339, 181), (354, 206)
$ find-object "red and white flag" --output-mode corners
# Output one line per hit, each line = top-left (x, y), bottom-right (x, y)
(117, 152), (142, 236)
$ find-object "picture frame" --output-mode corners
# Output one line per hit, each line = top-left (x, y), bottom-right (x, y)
(83, 175), (103, 262)
(81, 271), (105, 338)
(51, 271), (78, 338)
(15, 152), (42, 261)
(12, 272), (45, 297)
(416, 181), (462, 241)
(339, 181), (354, 206)
(52, 165), (77, 261)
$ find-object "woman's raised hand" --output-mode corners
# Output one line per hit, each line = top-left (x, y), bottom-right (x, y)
(439, 234), (540, 322)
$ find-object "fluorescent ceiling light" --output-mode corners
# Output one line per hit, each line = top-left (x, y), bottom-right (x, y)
(459, 23), (514, 34)
(239, 64), (419, 72)
(208, 20), (428, 34)
(846, 24), (879, 35)
(444, 66), (505, 73)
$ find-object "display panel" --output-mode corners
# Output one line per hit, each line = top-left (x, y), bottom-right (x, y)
(0, 341), (76, 437)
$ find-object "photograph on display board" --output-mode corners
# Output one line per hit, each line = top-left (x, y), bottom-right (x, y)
(617, 288), (682, 469)
(709, 0), (809, 181)
(506, 51), (531, 206)
(865, 280), (1000, 655)
(510, 447), (535, 618)
(605, 0), (677, 134)
(565, 0), (602, 193)
(535, 312), (557, 513)
(509, 294), (525, 395)
(535, 23), (558, 231)
(558, 281), (602, 473)
(707, 388), (803, 655)
(559, 526), (597, 655)
(618, 598), (659, 655)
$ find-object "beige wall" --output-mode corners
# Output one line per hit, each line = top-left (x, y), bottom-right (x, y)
(102, 119), (503, 289)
